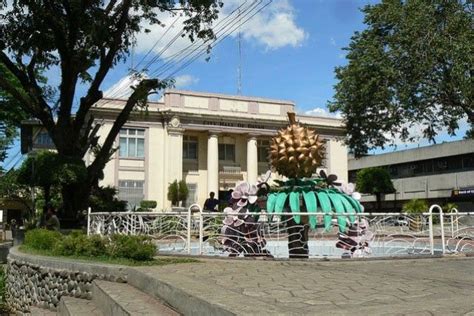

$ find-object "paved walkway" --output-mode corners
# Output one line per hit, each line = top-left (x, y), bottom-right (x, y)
(136, 256), (474, 315)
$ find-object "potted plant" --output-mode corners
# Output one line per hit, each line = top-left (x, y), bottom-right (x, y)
(167, 180), (180, 207)
(178, 180), (189, 207)
(403, 199), (427, 231)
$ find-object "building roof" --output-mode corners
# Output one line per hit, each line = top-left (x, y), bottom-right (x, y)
(349, 139), (474, 170)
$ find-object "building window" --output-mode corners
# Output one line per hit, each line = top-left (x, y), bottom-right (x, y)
(183, 136), (198, 160)
(218, 143), (235, 162)
(185, 183), (198, 207)
(118, 180), (144, 210)
(257, 140), (270, 163)
(119, 128), (145, 158)
(35, 130), (54, 146)
(463, 155), (474, 169)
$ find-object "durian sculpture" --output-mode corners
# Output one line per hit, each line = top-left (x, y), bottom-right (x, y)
(270, 112), (324, 178)
(266, 112), (364, 258)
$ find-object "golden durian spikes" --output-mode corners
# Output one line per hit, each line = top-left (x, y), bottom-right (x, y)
(269, 112), (325, 178)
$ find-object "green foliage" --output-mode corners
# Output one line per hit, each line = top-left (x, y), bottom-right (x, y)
(24, 229), (62, 251)
(24, 229), (156, 262)
(54, 231), (107, 257)
(0, 169), (33, 214)
(0, 63), (28, 164)
(0, 0), (222, 216)
(356, 167), (395, 211)
(16, 150), (87, 207)
(167, 180), (180, 206)
(89, 186), (127, 212)
(106, 234), (156, 261)
(139, 200), (157, 211)
(178, 180), (189, 205)
(442, 203), (458, 213)
(403, 199), (428, 214)
(17, 151), (87, 187)
(0, 266), (10, 314)
(329, 0), (473, 156)
(356, 167), (395, 195)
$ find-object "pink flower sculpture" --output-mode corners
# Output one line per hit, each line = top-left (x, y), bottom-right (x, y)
(231, 182), (258, 207)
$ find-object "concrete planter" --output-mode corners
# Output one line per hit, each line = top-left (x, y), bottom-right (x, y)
(6, 247), (128, 313)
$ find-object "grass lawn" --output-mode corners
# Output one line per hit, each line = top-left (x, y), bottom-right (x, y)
(19, 245), (199, 267)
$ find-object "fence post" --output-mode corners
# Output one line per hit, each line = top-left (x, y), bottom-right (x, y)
(87, 207), (91, 236)
(450, 208), (459, 238)
(199, 210), (203, 255)
(439, 207), (445, 254)
(186, 205), (192, 254)
(428, 205), (434, 255)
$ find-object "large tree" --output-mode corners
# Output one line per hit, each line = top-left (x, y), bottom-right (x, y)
(0, 0), (222, 217)
(329, 0), (473, 157)
(0, 64), (27, 165)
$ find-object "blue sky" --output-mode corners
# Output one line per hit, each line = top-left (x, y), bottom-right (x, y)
(104, 0), (376, 114)
(1, 0), (468, 170)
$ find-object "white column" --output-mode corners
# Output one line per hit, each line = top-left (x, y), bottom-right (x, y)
(167, 128), (184, 184)
(326, 138), (348, 183)
(247, 136), (258, 184)
(207, 133), (219, 195)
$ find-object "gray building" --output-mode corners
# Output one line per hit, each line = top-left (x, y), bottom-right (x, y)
(348, 139), (474, 212)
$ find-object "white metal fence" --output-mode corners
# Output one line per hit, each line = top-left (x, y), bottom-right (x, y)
(87, 204), (474, 259)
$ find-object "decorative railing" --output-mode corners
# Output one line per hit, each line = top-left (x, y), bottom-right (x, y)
(87, 205), (474, 259)
(219, 165), (242, 174)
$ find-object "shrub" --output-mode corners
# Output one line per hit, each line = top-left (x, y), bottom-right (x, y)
(178, 180), (189, 206)
(54, 231), (107, 257)
(23, 229), (156, 262)
(24, 229), (62, 251)
(167, 180), (179, 206)
(403, 199), (428, 214)
(140, 200), (157, 210)
(442, 203), (458, 213)
(107, 234), (156, 261)
(89, 186), (127, 212)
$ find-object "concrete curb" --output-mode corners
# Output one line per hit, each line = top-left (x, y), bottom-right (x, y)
(126, 268), (236, 316)
(8, 246), (129, 280)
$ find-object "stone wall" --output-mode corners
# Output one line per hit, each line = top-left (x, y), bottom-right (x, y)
(6, 247), (128, 313)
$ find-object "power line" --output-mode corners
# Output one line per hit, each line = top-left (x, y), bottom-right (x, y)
(147, 0), (256, 77)
(135, 14), (181, 71)
(153, 0), (264, 79)
(100, 0), (270, 104)
(163, 1), (272, 80)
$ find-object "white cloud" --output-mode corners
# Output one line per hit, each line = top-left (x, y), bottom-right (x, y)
(103, 74), (147, 98)
(383, 116), (469, 148)
(303, 107), (342, 119)
(134, 0), (307, 69)
(330, 37), (336, 46)
(173, 74), (199, 88)
(235, 0), (307, 50)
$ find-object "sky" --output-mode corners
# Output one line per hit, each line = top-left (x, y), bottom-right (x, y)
(1, 0), (469, 170)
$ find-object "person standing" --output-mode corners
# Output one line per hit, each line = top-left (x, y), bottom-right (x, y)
(44, 203), (60, 231)
(203, 192), (219, 211)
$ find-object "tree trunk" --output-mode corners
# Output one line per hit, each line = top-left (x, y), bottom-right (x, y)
(376, 192), (382, 211)
(43, 185), (51, 206)
(287, 216), (309, 259)
(60, 182), (91, 222)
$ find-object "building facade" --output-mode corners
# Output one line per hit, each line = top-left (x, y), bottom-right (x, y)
(23, 89), (348, 210)
(349, 139), (474, 212)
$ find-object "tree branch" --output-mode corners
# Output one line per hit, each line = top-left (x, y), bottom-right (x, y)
(73, 0), (133, 136)
(0, 51), (55, 130)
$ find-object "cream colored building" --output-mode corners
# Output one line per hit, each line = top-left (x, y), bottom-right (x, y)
(24, 89), (348, 210)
